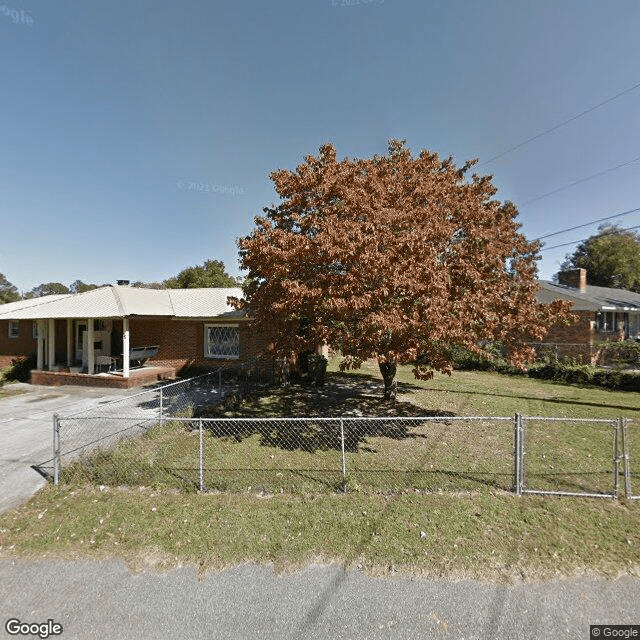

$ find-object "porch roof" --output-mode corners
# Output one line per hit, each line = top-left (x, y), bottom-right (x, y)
(536, 280), (640, 312)
(0, 286), (245, 320)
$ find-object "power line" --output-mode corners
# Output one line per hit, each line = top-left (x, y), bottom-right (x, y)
(522, 154), (640, 205)
(540, 223), (640, 252)
(478, 80), (640, 167)
(534, 206), (640, 241)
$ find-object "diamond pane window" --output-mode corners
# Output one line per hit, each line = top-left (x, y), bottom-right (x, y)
(204, 324), (240, 359)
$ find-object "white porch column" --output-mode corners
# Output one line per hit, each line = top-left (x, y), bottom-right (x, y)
(36, 320), (45, 370)
(122, 318), (130, 379)
(48, 319), (55, 370)
(87, 318), (95, 375)
(66, 319), (73, 367)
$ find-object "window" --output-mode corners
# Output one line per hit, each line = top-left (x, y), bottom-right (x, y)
(32, 321), (38, 340)
(8, 321), (19, 339)
(597, 312), (614, 333)
(204, 324), (240, 359)
(597, 311), (625, 333)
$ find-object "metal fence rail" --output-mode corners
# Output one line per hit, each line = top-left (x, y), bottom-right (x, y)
(515, 416), (621, 499)
(48, 409), (637, 498)
(38, 365), (637, 498)
(621, 418), (640, 500)
(35, 360), (274, 477)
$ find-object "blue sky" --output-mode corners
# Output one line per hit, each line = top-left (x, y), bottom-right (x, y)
(2, 0), (639, 293)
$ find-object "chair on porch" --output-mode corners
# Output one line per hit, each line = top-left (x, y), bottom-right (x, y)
(95, 355), (116, 373)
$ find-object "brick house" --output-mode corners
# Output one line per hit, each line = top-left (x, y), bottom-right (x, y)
(0, 285), (268, 388)
(535, 268), (640, 364)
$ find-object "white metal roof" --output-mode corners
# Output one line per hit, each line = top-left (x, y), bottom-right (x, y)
(0, 286), (245, 320)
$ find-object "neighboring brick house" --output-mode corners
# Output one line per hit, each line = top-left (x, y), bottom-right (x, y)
(535, 268), (640, 364)
(0, 285), (268, 388)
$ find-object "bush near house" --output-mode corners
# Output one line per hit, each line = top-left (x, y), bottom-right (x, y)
(451, 343), (640, 391)
(0, 354), (36, 385)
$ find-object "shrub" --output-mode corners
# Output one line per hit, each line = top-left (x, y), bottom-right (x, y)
(4, 354), (37, 383)
(526, 361), (640, 391)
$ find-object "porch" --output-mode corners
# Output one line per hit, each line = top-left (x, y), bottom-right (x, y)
(30, 365), (176, 389)
(32, 317), (169, 388)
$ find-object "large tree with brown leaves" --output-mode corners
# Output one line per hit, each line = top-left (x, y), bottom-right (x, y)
(233, 141), (572, 400)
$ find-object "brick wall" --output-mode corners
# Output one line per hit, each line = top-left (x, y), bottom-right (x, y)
(0, 320), (37, 368)
(129, 318), (270, 373)
(1, 317), (271, 374)
(540, 310), (595, 363)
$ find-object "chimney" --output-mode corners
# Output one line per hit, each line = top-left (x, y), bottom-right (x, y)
(116, 279), (130, 286)
(558, 268), (586, 292)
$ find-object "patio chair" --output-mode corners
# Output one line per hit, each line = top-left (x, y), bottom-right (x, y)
(95, 355), (115, 373)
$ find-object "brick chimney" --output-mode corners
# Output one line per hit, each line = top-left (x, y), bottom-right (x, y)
(558, 268), (586, 292)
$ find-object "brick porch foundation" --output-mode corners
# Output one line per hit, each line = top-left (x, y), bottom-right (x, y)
(30, 366), (177, 389)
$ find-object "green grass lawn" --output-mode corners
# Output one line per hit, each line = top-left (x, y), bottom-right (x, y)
(1, 485), (639, 583)
(2, 364), (639, 582)
(56, 362), (640, 497)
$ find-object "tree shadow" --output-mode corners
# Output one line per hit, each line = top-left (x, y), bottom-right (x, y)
(195, 374), (455, 454)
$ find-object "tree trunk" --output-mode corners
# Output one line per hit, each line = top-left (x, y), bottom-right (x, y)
(378, 360), (397, 402)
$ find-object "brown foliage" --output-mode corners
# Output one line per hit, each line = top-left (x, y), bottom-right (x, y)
(231, 140), (573, 381)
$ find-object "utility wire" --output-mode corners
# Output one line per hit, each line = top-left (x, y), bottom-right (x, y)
(478, 80), (640, 167)
(523, 154), (640, 205)
(540, 223), (640, 251)
(534, 206), (640, 241)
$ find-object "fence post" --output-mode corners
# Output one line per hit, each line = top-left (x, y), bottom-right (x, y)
(513, 414), (521, 496)
(199, 418), (204, 492)
(218, 369), (222, 393)
(621, 417), (632, 499)
(340, 417), (347, 488)
(614, 419), (620, 500)
(159, 387), (163, 428)
(53, 413), (60, 486)
(519, 414), (525, 495)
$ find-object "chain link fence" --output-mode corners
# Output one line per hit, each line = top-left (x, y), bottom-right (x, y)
(36, 360), (274, 480)
(514, 416), (621, 498)
(621, 418), (640, 500)
(45, 401), (637, 497)
(54, 416), (515, 493)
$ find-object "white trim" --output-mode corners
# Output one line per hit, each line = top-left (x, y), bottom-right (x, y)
(123, 318), (130, 378)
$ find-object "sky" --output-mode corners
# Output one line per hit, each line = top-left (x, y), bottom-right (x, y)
(1, 0), (639, 293)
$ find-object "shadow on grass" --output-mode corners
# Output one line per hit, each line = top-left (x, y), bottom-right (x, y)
(195, 374), (455, 454)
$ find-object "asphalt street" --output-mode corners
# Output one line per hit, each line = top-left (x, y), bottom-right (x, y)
(0, 559), (638, 640)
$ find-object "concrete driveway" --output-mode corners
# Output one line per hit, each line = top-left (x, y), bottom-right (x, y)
(0, 383), (139, 513)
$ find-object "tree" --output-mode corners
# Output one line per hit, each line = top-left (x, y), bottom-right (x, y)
(164, 260), (237, 289)
(24, 282), (70, 298)
(557, 224), (640, 292)
(69, 280), (99, 294)
(0, 273), (20, 304)
(132, 281), (167, 289)
(233, 140), (572, 399)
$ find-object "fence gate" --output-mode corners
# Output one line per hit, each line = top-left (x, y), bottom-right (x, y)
(516, 416), (621, 499)
(621, 418), (639, 500)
